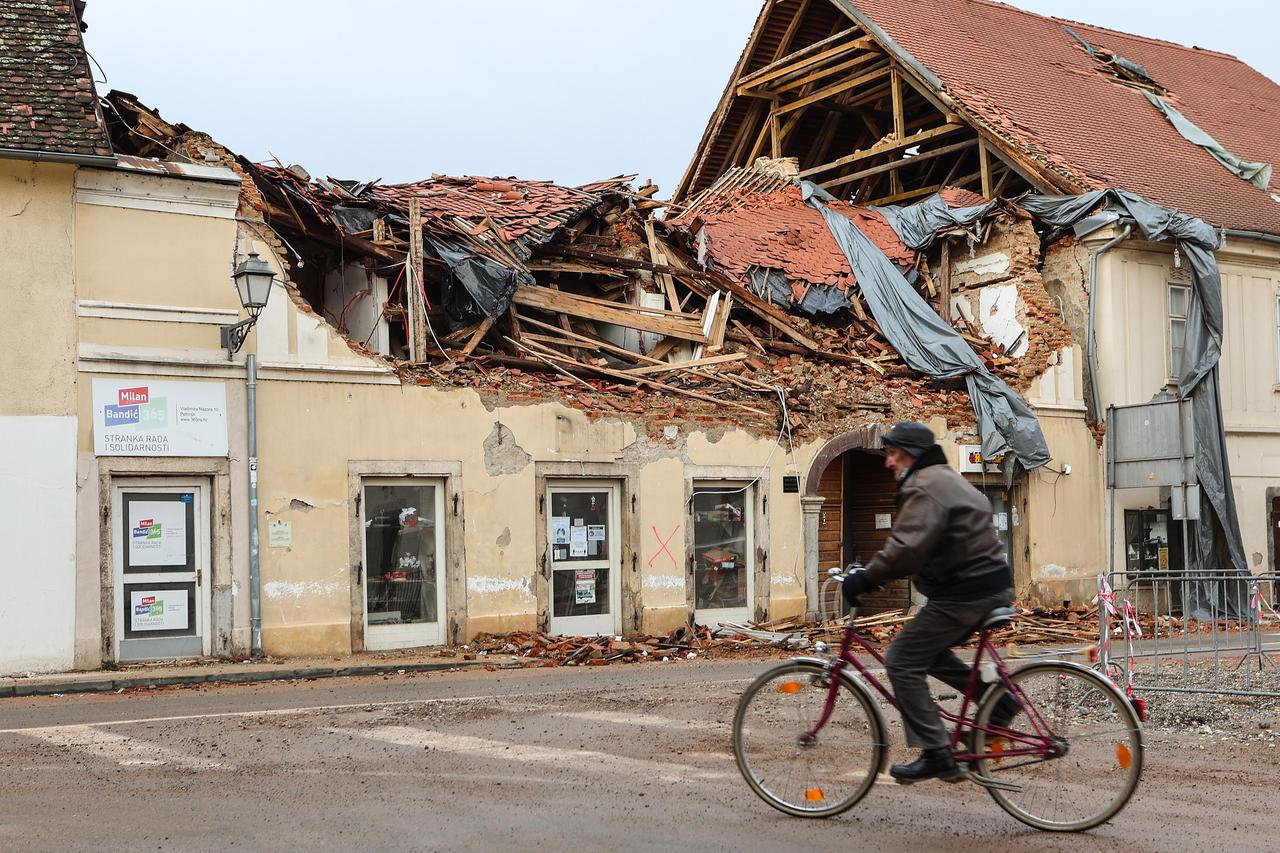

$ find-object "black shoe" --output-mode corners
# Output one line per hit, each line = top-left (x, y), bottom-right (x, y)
(890, 748), (966, 785)
(989, 693), (1022, 730)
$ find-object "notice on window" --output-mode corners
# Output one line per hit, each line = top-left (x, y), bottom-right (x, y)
(1158, 547), (1170, 571)
(875, 513), (892, 530)
(128, 500), (188, 567)
(553, 548), (567, 561)
(551, 517), (570, 545)
(570, 540), (588, 557)
(570, 526), (588, 543)
(994, 513), (1008, 532)
(587, 525), (605, 541)
(575, 571), (596, 604)
(130, 588), (189, 632)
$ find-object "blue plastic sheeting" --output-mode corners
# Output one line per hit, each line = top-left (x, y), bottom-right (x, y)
(801, 182), (1051, 477)
(1019, 189), (1246, 576)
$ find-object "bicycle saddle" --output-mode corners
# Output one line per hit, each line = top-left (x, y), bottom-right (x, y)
(981, 606), (1019, 628)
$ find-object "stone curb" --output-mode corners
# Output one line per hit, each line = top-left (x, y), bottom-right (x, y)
(0, 660), (480, 699)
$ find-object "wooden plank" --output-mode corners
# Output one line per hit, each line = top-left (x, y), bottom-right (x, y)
(772, 51), (882, 95)
(865, 170), (981, 206)
(736, 27), (860, 88)
(459, 313), (497, 357)
(655, 238), (824, 352)
(646, 337), (682, 362)
(521, 345), (773, 417)
(979, 139), (992, 198)
(708, 293), (732, 351)
(622, 352), (748, 376)
(797, 121), (963, 179)
(890, 68), (905, 196)
(644, 220), (682, 310)
(518, 316), (664, 366)
(510, 287), (708, 343)
(408, 197), (429, 363)
(820, 137), (978, 190)
(526, 260), (628, 279)
(775, 64), (890, 116)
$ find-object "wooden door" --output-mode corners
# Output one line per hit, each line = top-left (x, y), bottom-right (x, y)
(844, 451), (910, 613)
(816, 461), (844, 572)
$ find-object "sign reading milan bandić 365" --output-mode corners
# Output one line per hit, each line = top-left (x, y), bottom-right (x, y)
(92, 378), (228, 456)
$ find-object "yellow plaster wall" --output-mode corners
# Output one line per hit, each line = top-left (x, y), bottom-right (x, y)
(0, 160), (77, 415)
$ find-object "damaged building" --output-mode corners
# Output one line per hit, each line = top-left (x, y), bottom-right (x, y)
(2, 0), (1279, 673)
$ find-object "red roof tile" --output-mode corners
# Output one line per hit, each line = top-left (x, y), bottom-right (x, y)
(0, 0), (111, 158)
(672, 179), (915, 295)
(847, 0), (1280, 233)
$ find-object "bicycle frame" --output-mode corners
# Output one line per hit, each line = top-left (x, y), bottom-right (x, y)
(805, 619), (1058, 765)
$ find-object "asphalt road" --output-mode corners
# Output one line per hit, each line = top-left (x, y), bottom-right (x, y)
(0, 659), (1274, 852)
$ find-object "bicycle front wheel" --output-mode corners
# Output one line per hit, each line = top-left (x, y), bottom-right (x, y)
(732, 660), (886, 818)
(972, 661), (1143, 832)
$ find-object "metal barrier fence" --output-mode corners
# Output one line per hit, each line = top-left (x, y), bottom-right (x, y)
(1101, 571), (1280, 698)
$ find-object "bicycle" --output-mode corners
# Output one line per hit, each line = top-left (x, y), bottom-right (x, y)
(732, 570), (1146, 832)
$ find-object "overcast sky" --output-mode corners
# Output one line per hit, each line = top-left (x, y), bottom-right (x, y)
(84, 1), (1277, 195)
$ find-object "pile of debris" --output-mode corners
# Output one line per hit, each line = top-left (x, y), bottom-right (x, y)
(460, 603), (1119, 669)
(463, 625), (772, 667)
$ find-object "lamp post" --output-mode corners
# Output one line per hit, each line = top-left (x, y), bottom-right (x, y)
(221, 250), (276, 658)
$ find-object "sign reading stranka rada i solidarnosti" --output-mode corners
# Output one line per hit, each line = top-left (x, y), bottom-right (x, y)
(92, 378), (228, 456)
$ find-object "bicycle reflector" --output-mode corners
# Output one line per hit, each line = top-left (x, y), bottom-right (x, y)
(805, 788), (825, 802)
(1115, 742), (1132, 770)
(777, 681), (804, 694)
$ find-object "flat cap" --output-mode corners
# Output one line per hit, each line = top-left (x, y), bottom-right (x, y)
(882, 421), (938, 457)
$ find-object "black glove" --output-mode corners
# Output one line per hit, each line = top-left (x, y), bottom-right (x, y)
(842, 570), (879, 606)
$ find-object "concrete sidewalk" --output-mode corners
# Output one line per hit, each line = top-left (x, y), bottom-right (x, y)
(0, 649), (485, 698)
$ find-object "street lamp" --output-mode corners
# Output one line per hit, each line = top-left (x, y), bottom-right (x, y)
(220, 249), (276, 659)
(220, 250), (276, 359)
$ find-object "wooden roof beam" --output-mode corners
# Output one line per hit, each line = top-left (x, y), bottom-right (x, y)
(798, 119), (965, 179)
(820, 136), (979, 190)
(736, 26), (862, 89)
(775, 62), (890, 116)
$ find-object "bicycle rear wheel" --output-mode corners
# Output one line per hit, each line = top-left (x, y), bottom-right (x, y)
(732, 660), (886, 818)
(972, 661), (1143, 832)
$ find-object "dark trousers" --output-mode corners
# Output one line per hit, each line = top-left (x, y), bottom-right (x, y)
(882, 589), (1013, 751)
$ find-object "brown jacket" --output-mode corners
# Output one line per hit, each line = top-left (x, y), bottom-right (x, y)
(864, 446), (1011, 600)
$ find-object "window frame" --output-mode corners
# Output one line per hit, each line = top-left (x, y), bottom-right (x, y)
(1167, 282), (1190, 382)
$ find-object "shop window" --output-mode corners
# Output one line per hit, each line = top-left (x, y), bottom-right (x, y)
(1168, 283), (1189, 379)
(363, 483), (442, 628)
(1124, 508), (1186, 573)
(692, 485), (753, 612)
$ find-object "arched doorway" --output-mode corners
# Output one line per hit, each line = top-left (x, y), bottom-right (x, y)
(803, 425), (912, 615)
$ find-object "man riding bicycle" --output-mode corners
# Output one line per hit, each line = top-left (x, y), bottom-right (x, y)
(841, 421), (1020, 784)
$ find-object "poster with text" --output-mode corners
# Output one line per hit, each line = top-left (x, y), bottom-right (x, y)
(93, 379), (228, 456)
(128, 500), (188, 567)
(130, 588), (190, 632)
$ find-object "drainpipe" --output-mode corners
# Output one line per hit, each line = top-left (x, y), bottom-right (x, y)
(247, 354), (262, 657)
(1086, 225), (1133, 423)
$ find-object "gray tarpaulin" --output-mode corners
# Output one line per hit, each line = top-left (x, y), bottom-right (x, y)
(1018, 190), (1247, 592)
(801, 182), (1051, 475)
(873, 193), (999, 251)
(1142, 91), (1273, 190)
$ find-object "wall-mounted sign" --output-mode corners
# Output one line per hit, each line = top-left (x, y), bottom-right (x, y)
(92, 379), (227, 456)
(268, 519), (293, 548)
(130, 588), (190, 632)
(959, 444), (1005, 474)
(875, 513), (892, 530)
